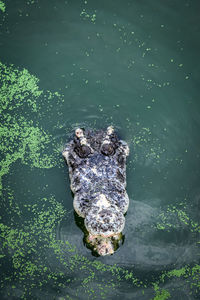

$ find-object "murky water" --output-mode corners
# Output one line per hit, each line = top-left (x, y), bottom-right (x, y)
(0, 0), (200, 299)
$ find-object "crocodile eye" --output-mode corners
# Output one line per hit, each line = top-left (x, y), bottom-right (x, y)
(110, 135), (118, 143)
(75, 145), (91, 158)
(101, 143), (115, 156)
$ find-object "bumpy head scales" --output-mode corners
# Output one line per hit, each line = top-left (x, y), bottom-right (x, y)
(84, 204), (125, 238)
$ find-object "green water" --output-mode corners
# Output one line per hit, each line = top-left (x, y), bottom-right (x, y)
(0, 0), (199, 299)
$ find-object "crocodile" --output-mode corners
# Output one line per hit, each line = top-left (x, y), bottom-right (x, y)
(62, 126), (129, 256)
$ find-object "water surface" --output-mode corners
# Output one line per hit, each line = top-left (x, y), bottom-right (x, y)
(0, 0), (200, 299)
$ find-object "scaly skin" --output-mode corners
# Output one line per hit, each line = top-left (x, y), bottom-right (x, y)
(63, 126), (129, 255)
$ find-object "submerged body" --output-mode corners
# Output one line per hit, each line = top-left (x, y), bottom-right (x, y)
(63, 126), (129, 255)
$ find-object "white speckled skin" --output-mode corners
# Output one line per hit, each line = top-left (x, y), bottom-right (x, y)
(63, 127), (129, 255)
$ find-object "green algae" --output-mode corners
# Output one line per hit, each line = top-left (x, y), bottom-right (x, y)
(80, 8), (96, 23)
(0, 196), (68, 299)
(166, 267), (187, 278)
(154, 204), (200, 233)
(80, 2), (97, 24)
(151, 203), (200, 298)
(132, 127), (166, 165)
(0, 62), (64, 193)
(163, 265), (200, 292)
(152, 284), (170, 300)
(26, 0), (37, 4)
(0, 59), (66, 296)
(0, 0), (5, 13)
(150, 264), (200, 300)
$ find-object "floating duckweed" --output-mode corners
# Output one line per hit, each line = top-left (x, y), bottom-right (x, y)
(0, 196), (70, 297)
(132, 127), (166, 165)
(166, 267), (187, 278)
(154, 204), (200, 233)
(0, 62), (64, 192)
(0, 0), (5, 12)
(152, 284), (170, 300)
(80, 8), (97, 23)
(26, 0), (36, 5)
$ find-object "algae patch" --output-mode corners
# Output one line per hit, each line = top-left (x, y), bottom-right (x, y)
(0, 62), (63, 192)
(154, 203), (200, 233)
(80, 1), (97, 24)
(0, 196), (68, 299)
(0, 1), (5, 13)
(80, 9), (97, 23)
(152, 284), (170, 300)
(132, 127), (166, 166)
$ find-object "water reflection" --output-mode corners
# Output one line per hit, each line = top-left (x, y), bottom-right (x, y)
(57, 197), (199, 270)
